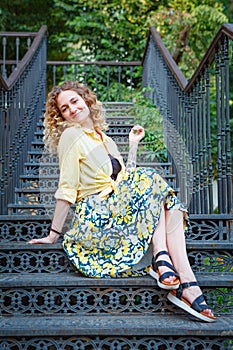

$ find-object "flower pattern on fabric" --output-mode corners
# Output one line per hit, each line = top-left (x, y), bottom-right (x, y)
(63, 167), (189, 278)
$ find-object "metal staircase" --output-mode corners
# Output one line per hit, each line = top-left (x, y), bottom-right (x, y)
(0, 103), (232, 349)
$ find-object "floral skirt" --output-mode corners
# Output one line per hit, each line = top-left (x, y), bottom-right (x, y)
(63, 167), (188, 278)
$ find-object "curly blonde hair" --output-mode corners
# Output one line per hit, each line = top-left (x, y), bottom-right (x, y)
(44, 80), (108, 154)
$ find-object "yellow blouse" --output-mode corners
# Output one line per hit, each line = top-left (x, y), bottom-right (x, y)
(55, 126), (126, 204)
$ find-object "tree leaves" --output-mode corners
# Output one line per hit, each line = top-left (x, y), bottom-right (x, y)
(150, 1), (229, 79)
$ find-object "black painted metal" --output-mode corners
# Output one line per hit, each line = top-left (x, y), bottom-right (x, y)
(0, 31), (36, 79)
(0, 273), (232, 315)
(0, 335), (232, 350)
(0, 242), (232, 274)
(47, 61), (141, 102)
(0, 26), (47, 215)
(142, 25), (233, 216)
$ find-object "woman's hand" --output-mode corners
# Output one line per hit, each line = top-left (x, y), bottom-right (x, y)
(129, 125), (145, 143)
(27, 231), (60, 244)
(27, 199), (71, 245)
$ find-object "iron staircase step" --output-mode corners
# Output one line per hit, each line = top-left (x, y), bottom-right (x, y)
(23, 159), (173, 169)
(25, 151), (171, 168)
(0, 314), (232, 338)
(1, 213), (231, 241)
(1, 315), (232, 349)
(34, 124), (134, 137)
(29, 140), (167, 155)
(0, 272), (231, 318)
(1, 240), (232, 249)
(17, 172), (176, 182)
(1, 241), (232, 274)
(37, 117), (135, 125)
(1, 271), (232, 287)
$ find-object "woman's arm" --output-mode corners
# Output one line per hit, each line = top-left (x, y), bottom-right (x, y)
(27, 199), (71, 244)
(125, 125), (145, 172)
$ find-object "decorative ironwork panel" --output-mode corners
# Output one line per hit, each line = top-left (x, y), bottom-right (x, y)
(0, 336), (232, 349)
(188, 217), (231, 240)
(107, 117), (134, 125)
(0, 250), (74, 273)
(1, 216), (231, 241)
(188, 250), (233, 273)
(31, 143), (44, 151)
(104, 103), (134, 114)
(8, 206), (52, 216)
(0, 241), (232, 272)
(0, 220), (51, 242)
(0, 285), (230, 316)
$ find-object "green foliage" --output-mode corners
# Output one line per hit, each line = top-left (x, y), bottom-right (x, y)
(49, 0), (158, 62)
(0, 0), (53, 31)
(150, 1), (229, 79)
(130, 89), (168, 162)
(0, 0), (231, 69)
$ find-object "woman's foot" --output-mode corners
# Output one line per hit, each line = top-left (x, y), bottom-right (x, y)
(149, 250), (180, 290)
(27, 232), (60, 244)
(167, 281), (216, 322)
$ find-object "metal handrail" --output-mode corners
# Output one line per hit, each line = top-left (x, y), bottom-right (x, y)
(47, 60), (141, 66)
(0, 26), (47, 90)
(46, 60), (142, 101)
(0, 26), (47, 214)
(142, 24), (233, 215)
(143, 24), (233, 92)
(0, 32), (37, 37)
(142, 27), (187, 90)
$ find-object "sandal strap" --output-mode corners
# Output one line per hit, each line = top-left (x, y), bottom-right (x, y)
(181, 281), (198, 289)
(191, 294), (212, 313)
(173, 281), (198, 299)
(155, 260), (179, 275)
(159, 271), (179, 283)
(175, 282), (213, 313)
(154, 250), (170, 260)
(152, 252), (180, 283)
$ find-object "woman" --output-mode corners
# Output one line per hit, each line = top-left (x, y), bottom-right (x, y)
(28, 80), (215, 322)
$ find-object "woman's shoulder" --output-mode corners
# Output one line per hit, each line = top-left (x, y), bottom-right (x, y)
(59, 126), (84, 148)
(60, 125), (85, 140)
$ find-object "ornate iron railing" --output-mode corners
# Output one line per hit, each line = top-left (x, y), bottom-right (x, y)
(142, 25), (233, 216)
(47, 61), (141, 101)
(0, 31), (37, 80)
(0, 26), (47, 214)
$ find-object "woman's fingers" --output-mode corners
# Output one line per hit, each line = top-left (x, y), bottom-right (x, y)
(129, 125), (145, 142)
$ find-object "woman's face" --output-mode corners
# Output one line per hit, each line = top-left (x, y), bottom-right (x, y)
(57, 90), (93, 129)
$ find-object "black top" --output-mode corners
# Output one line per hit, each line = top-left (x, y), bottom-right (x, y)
(108, 154), (122, 181)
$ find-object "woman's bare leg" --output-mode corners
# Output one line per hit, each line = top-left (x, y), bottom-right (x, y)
(165, 209), (214, 318)
(151, 206), (177, 285)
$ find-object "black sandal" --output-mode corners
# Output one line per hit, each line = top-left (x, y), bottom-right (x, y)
(167, 281), (216, 322)
(149, 250), (180, 290)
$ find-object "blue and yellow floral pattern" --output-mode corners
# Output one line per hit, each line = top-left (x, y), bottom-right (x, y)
(63, 167), (188, 278)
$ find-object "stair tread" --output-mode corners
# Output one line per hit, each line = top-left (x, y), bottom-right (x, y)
(19, 169), (174, 177)
(7, 204), (51, 208)
(0, 314), (232, 337)
(31, 140), (153, 145)
(24, 160), (172, 165)
(1, 213), (231, 219)
(35, 122), (135, 131)
(0, 272), (232, 287)
(19, 170), (174, 177)
(1, 241), (232, 249)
